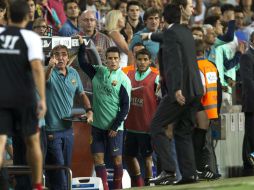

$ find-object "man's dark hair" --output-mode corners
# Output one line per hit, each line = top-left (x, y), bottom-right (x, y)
(135, 48), (151, 59)
(0, 0), (7, 9)
(106, 46), (121, 58)
(132, 42), (145, 51)
(195, 39), (205, 56)
(9, 0), (29, 23)
(171, 0), (188, 8)
(204, 16), (220, 27)
(50, 45), (69, 58)
(127, 0), (140, 12)
(163, 4), (181, 24)
(115, 0), (127, 9)
(191, 25), (203, 33)
(234, 6), (244, 14)
(64, 0), (79, 11)
(221, 3), (235, 14)
(143, 7), (161, 21)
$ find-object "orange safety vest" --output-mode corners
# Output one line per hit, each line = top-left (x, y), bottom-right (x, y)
(198, 59), (218, 119)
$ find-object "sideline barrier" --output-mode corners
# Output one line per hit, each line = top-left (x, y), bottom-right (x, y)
(4, 165), (72, 190)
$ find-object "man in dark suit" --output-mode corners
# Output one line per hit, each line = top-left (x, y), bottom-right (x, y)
(240, 32), (254, 172)
(147, 0), (204, 185)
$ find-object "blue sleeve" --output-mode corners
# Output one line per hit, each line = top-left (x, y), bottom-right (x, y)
(217, 20), (235, 42)
(110, 84), (130, 131)
(129, 33), (141, 50)
(224, 51), (242, 70)
(78, 44), (96, 79)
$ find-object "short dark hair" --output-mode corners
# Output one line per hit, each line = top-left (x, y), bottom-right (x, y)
(0, 0), (7, 10)
(234, 6), (244, 14)
(191, 25), (203, 33)
(195, 39), (205, 56)
(127, 0), (140, 12)
(221, 3), (235, 14)
(143, 7), (161, 21)
(132, 42), (145, 51)
(115, 0), (127, 9)
(9, 0), (30, 23)
(204, 16), (220, 27)
(163, 4), (181, 24)
(171, 0), (188, 8)
(106, 46), (121, 58)
(135, 48), (151, 59)
(50, 45), (69, 58)
(64, 0), (79, 11)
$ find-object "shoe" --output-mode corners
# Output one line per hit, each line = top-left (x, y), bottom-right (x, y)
(197, 165), (221, 180)
(248, 152), (254, 166)
(173, 175), (198, 185)
(149, 171), (177, 185)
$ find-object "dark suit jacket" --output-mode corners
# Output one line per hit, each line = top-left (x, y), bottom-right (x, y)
(240, 48), (254, 112)
(152, 24), (203, 101)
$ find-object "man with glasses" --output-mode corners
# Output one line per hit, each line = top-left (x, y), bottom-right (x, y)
(33, 18), (49, 36)
(45, 45), (93, 190)
(79, 10), (114, 65)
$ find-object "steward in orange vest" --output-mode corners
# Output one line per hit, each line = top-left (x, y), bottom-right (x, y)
(198, 58), (218, 119)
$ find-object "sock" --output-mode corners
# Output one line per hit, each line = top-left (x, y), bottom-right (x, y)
(193, 128), (207, 170)
(95, 165), (109, 190)
(131, 174), (144, 187)
(113, 164), (123, 189)
(32, 183), (43, 190)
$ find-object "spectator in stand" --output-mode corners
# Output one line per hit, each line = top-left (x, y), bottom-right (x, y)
(191, 25), (204, 40)
(146, 0), (163, 10)
(0, 0), (6, 26)
(129, 7), (160, 65)
(105, 10), (133, 67)
(33, 18), (49, 36)
(239, 0), (254, 25)
(86, 0), (97, 12)
(205, 5), (222, 18)
(26, 0), (36, 30)
(235, 6), (249, 42)
(115, 0), (128, 17)
(78, 41), (131, 190)
(36, 0), (62, 35)
(125, 48), (159, 187)
(59, 0), (80, 36)
(120, 1), (144, 43)
(79, 10), (114, 65)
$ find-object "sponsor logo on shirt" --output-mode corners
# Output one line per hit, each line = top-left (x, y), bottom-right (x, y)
(131, 97), (144, 107)
(206, 72), (217, 84)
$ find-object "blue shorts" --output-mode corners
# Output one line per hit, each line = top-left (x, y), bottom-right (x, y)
(124, 131), (153, 157)
(90, 127), (123, 156)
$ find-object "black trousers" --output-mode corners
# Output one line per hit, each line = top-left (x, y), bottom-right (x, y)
(242, 112), (254, 169)
(150, 95), (200, 178)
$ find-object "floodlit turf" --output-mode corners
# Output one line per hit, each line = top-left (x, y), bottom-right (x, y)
(129, 176), (254, 190)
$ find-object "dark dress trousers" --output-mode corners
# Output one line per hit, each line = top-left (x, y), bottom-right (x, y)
(240, 48), (254, 169)
(150, 24), (203, 178)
